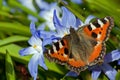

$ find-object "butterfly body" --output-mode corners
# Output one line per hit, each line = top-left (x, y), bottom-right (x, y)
(45, 16), (114, 74)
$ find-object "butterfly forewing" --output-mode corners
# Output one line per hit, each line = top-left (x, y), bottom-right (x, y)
(83, 16), (114, 42)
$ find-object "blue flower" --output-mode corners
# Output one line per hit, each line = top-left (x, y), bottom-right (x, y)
(118, 60), (120, 65)
(65, 50), (120, 80)
(31, 7), (94, 46)
(19, 0), (36, 12)
(19, 22), (48, 80)
(65, 71), (78, 77)
(53, 7), (95, 38)
(35, 0), (50, 10)
(19, 0), (38, 22)
(91, 50), (120, 80)
(39, 2), (61, 30)
(19, 0), (61, 29)
(53, 7), (81, 38)
(31, 22), (60, 46)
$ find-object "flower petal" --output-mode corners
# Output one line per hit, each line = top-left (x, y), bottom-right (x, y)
(38, 30), (56, 39)
(100, 63), (117, 80)
(53, 10), (63, 32)
(89, 65), (102, 80)
(30, 22), (36, 35)
(118, 60), (120, 65)
(53, 9), (70, 37)
(28, 53), (39, 80)
(19, 0), (36, 12)
(61, 7), (69, 27)
(65, 71), (78, 77)
(75, 18), (82, 29)
(42, 36), (60, 46)
(104, 49), (120, 63)
(61, 7), (76, 28)
(39, 10), (56, 30)
(38, 54), (48, 70)
(85, 15), (95, 24)
(35, 0), (49, 10)
(37, 23), (46, 31)
(28, 36), (42, 46)
(28, 15), (38, 22)
(19, 47), (37, 56)
(91, 68), (101, 80)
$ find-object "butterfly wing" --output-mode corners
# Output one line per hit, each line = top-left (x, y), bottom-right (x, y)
(45, 39), (69, 65)
(83, 16), (114, 42)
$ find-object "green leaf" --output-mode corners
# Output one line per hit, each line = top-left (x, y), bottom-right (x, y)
(0, 43), (64, 75)
(0, 35), (29, 46)
(102, 75), (108, 80)
(45, 58), (64, 75)
(0, 0), (2, 9)
(0, 22), (31, 36)
(116, 72), (120, 80)
(0, 10), (12, 18)
(5, 50), (15, 80)
(0, 44), (31, 64)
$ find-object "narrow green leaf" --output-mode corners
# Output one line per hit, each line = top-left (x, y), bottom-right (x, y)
(116, 72), (120, 80)
(0, 44), (31, 64)
(103, 75), (108, 80)
(0, 35), (29, 46)
(1, 6), (11, 12)
(45, 58), (64, 75)
(5, 50), (15, 80)
(0, 11), (13, 18)
(0, 0), (2, 9)
(0, 22), (31, 36)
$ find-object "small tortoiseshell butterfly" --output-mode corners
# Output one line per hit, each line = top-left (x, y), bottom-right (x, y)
(45, 16), (114, 74)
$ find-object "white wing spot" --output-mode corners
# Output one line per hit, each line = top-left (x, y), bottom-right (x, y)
(104, 17), (109, 22)
(52, 45), (57, 53)
(48, 50), (51, 54)
(59, 41), (63, 48)
(63, 54), (67, 57)
(97, 34), (101, 39)
(96, 41), (101, 46)
(98, 19), (104, 27)
(90, 23), (96, 30)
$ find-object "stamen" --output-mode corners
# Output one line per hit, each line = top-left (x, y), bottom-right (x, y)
(33, 45), (42, 52)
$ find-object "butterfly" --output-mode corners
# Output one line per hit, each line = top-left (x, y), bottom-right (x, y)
(45, 16), (114, 74)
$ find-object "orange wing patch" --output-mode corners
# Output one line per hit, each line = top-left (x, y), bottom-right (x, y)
(68, 59), (85, 67)
(88, 43), (103, 63)
(83, 17), (113, 42)
(45, 39), (69, 63)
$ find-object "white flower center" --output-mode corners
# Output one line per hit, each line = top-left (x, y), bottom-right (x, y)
(33, 44), (42, 53)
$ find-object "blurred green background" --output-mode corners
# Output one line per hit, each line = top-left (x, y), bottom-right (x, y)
(0, 0), (120, 80)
